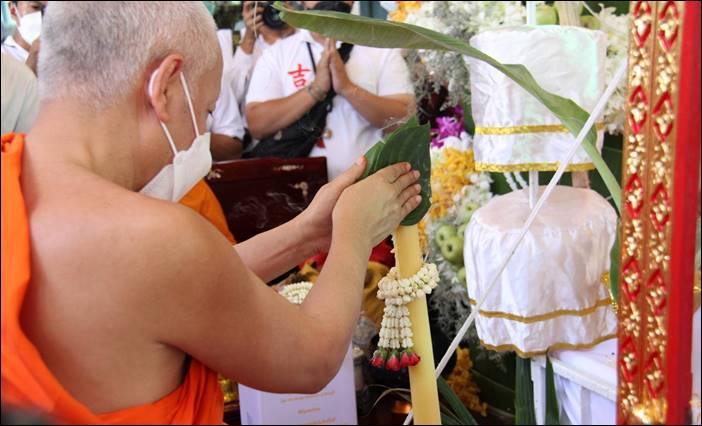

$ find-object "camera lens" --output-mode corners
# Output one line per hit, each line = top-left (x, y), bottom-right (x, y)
(262, 2), (286, 29)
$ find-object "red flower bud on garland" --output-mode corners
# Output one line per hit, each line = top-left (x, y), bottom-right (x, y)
(386, 352), (401, 372)
(371, 350), (386, 369)
(408, 352), (421, 366)
(400, 351), (411, 369)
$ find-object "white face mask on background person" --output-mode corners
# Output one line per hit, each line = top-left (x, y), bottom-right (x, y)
(17, 9), (41, 44)
(140, 71), (213, 202)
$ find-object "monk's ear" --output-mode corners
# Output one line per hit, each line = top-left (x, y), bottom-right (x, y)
(145, 54), (183, 123)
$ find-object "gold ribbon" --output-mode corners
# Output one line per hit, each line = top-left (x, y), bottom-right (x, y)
(469, 298), (613, 323)
(475, 122), (606, 135)
(469, 272), (613, 323)
(474, 162), (596, 173)
(480, 333), (617, 358)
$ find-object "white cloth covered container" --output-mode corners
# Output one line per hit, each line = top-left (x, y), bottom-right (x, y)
(468, 26), (607, 172)
(464, 186), (617, 355)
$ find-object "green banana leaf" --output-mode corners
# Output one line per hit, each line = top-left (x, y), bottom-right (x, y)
(275, 3), (622, 215)
(441, 412), (463, 425)
(545, 356), (560, 425)
(463, 95), (476, 136)
(361, 116), (432, 226)
(515, 357), (537, 425)
(438, 376), (478, 425)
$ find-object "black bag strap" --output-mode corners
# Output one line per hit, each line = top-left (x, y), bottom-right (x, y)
(306, 42), (317, 74)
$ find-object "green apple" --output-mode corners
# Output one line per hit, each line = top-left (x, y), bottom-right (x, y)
(435, 224), (457, 247)
(457, 267), (466, 284)
(459, 201), (479, 223)
(441, 236), (464, 266)
(536, 4), (558, 25)
(580, 15), (601, 30)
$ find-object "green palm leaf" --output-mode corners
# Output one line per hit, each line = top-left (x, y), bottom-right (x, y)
(515, 357), (537, 425)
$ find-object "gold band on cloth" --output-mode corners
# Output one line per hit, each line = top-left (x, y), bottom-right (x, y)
(468, 298), (613, 323)
(475, 122), (606, 135)
(468, 272), (613, 323)
(474, 162), (596, 173)
(600, 271), (618, 314)
(479, 333), (617, 358)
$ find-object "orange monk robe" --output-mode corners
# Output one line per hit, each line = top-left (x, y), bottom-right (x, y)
(1, 134), (224, 424)
(180, 180), (236, 244)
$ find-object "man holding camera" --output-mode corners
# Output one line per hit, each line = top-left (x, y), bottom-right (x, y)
(231, 1), (297, 119)
(245, 0), (415, 179)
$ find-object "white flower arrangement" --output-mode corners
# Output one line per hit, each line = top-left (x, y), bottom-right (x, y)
(278, 282), (313, 305)
(588, 4), (630, 134)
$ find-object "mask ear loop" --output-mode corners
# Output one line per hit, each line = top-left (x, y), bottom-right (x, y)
(148, 69), (179, 155)
(179, 72), (201, 137)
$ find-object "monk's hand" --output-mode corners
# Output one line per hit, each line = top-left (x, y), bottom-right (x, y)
(333, 163), (422, 250)
(298, 157), (368, 254)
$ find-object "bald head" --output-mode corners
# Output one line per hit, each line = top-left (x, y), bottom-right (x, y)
(38, 1), (219, 110)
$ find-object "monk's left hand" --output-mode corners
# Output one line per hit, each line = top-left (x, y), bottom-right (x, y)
(298, 157), (367, 254)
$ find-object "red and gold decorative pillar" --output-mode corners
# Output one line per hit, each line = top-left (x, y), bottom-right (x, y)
(617, 1), (700, 424)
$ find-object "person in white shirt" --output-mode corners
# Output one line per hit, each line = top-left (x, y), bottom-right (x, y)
(208, 68), (246, 160)
(205, 3), (246, 160)
(231, 1), (296, 118)
(245, 1), (415, 180)
(1, 1), (45, 73)
(1, 52), (38, 134)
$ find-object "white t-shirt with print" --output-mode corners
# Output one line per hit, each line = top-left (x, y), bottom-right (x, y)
(231, 27), (278, 119)
(246, 30), (413, 180)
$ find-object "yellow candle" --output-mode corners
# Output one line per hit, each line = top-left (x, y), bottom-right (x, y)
(394, 225), (441, 425)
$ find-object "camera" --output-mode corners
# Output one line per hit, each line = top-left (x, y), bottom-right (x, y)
(254, 1), (304, 29)
(259, 1), (286, 29)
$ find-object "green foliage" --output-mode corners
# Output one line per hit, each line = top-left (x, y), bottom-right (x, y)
(515, 357), (537, 425)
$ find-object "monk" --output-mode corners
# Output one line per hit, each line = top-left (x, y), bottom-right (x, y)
(0, 2), (423, 424)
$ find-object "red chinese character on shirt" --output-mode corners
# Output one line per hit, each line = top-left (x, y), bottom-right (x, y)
(288, 63), (311, 88)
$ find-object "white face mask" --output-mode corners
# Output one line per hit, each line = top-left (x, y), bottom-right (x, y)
(17, 10), (41, 44)
(140, 71), (212, 202)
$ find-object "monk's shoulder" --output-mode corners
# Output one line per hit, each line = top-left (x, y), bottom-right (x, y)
(30, 188), (213, 294)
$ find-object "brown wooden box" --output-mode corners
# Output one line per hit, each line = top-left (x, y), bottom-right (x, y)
(206, 157), (328, 243)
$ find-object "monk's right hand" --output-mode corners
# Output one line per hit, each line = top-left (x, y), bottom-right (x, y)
(332, 162), (422, 249)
